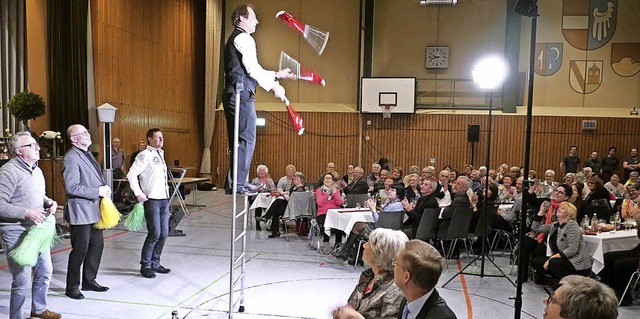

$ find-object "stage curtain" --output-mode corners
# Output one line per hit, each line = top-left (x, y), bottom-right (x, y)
(0, 0), (28, 133)
(47, 0), (88, 142)
(200, 0), (223, 178)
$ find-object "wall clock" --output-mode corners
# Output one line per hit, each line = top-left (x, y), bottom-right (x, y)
(426, 46), (449, 69)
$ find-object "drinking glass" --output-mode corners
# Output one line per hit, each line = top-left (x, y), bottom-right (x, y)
(355, 202), (361, 209)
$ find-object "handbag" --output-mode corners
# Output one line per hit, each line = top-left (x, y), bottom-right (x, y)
(296, 217), (309, 236)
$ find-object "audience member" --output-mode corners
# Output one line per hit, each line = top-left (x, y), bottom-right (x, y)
(604, 172), (625, 198)
(111, 137), (125, 179)
(249, 164), (276, 231)
(625, 170), (639, 187)
(258, 172), (305, 238)
(129, 140), (146, 168)
(560, 145), (581, 174)
(367, 163), (381, 189)
(623, 148), (640, 182)
(601, 146), (619, 182)
(341, 167), (369, 195)
(530, 202), (591, 283)
(394, 240), (456, 319)
(403, 165), (420, 186)
(392, 167), (404, 186)
(402, 179), (440, 239)
(276, 164), (296, 192)
(316, 173), (344, 254)
(404, 174), (421, 204)
(331, 228), (408, 319)
(542, 275), (618, 319)
(583, 151), (602, 177)
(342, 164), (355, 185)
(584, 176), (612, 208)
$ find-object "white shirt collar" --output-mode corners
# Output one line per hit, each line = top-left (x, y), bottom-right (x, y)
(406, 288), (434, 319)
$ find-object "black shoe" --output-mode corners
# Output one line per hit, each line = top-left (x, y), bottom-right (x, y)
(225, 189), (232, 195)
(152, 265), (171, 274)
(141, 267), (156, 278)
(268, 232), (281, 238)
(81, 281), (109, 292)
(256, 224), (262, 231)
(65, 288), (85, 300)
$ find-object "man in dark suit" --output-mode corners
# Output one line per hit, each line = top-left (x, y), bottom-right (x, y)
(394, 240), (457, 319)
(62, 124), (112, 300)
(341, 167), (369, 194)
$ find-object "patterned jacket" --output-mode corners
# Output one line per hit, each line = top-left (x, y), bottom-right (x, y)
(347, 268), (404, 319)
(531, 219), (592, 271)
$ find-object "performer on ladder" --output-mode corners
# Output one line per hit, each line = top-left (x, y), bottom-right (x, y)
(223, 4), (296, 195)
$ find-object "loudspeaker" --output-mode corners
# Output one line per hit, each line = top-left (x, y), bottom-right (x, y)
(467, 124), (480, 142)
(514, 0), (538, 17)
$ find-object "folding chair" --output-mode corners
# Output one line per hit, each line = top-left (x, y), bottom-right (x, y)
(344, 193), (369, 208)
(439, 207), (473, 264)
(281, 191), (316, 241)
(353, 210), (405, 268)
(415, 208), (440, 242)
(620, 270), (640, 306)
(468, 205), (498, 259)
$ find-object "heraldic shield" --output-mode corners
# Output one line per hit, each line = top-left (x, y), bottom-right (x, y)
(562, 0), (617, 51)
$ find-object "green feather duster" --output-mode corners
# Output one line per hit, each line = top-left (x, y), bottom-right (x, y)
(9, 214), (58, 267)
(124, 203), (145, 231)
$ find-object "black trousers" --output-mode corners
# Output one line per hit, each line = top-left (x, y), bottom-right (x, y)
(521, 236), (547, 280)
(66, 224), (104, 290)
(530, 256), (588, 280)
(263, 199), (288, 233)
(601, 246), (640, 303)
(316, 214), (343, 244)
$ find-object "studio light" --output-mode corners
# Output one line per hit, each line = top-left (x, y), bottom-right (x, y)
(472, 55), (508, 90)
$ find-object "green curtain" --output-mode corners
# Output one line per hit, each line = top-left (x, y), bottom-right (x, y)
(47, 0), (88, 143)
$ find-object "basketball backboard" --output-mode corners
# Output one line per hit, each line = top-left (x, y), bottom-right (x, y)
(360, 77), (416, 114)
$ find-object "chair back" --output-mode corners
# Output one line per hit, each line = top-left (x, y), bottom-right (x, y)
(474, 205), (498, 237)
(345, 193), (369, 208)
(375, 210), (405, 230)
(415, 208), (440, 241)
(445, 207), (473, 240)
(283, 192), (317, 219)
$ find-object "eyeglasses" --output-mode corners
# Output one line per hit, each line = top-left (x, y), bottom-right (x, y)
(554, 190), (566, 195)
(70, 130), (90, 137)
(18, 143), (39, 149)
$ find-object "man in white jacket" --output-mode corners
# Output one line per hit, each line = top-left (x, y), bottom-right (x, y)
(127, 128), (171, 279)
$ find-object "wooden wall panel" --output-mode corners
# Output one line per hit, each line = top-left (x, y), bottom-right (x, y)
(211, 111), (640, 186)
(91, 0), (204, 176)
(39, 159), (66, 205)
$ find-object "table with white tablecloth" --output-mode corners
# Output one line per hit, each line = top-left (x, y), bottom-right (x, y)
(583, 229), (640, 274)
(324, 208), (375, 236)
(248, 193), (277, 229)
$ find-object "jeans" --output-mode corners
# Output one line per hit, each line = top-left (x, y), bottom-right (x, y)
(141, 199), (170, 269)
(223, 90), (256, 189)
(0, 224), (53, 319)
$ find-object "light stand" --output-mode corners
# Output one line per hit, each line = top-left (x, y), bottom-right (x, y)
(97, 103), (117, 199)
(443, 56), (515, 288)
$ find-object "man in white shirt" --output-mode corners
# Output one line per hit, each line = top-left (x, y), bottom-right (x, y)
(394, 240), (456, 319)
(223, 4), (295, 195)
(127, 128), (171, 279)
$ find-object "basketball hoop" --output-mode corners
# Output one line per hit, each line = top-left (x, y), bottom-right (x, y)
(381, 104), (395, 119)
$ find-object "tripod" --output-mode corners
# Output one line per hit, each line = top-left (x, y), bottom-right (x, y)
(442, 91), (515, 288)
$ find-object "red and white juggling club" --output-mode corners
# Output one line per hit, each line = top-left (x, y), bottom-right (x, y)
(276, 11), (329, 55)
(279, 51), (325, 86)
(283, 97), (304, 135)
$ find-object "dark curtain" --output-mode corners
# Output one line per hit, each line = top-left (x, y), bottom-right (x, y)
(0, 0), (28, 132)
(47, 0), (88, 145)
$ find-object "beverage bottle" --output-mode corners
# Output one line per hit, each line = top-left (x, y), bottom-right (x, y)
(591, 213), (598, 231)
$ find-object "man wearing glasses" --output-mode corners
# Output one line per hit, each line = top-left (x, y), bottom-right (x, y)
(542, 275), (617, 319)
(0, 131), (61, 319)
(61, 124), (112, 300)
(393, 240), (455, 319)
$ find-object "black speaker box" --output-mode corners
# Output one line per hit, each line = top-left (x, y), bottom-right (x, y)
(467, 124), (480, 143)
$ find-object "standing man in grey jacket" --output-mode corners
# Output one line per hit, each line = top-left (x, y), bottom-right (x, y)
(62, 124), (111, 300)
(0, 131), (61, 319)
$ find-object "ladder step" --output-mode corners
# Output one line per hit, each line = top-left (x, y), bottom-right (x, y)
(233, 252), (246, 265)
(234, 231), (246, 242)
(235, 209), (247, 219)
(232, 272), (245, 288)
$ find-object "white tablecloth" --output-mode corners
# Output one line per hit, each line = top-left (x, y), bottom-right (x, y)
(249, 193), (277, 211)
(583, 229), (640, 274)
(324, 208), (375, 236)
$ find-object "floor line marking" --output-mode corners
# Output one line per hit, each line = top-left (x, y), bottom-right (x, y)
(457, 258), (473, 319)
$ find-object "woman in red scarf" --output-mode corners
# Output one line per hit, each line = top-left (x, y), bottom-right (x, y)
(520, 184), (572, 282)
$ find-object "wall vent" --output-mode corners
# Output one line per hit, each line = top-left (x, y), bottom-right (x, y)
(581, 120), (597, 131)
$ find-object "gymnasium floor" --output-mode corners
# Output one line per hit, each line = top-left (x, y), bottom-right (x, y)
(0, 190), (638, 319)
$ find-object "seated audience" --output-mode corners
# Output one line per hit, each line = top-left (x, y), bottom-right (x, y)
(600, 211), (640, 306)
(562, 172), (574, 186)
(498, 175), (516, 203)
(330, 185), (405, 261)
(530, 202), (592, 283)
(316, 173), (344, 254)
(604, 172), (625, 198)
(521, 184), (572, 282)
(404, 173), (421, 204)
(331, 228), (408, 319)
(584, 176), (612, 207)
(621, 183), (639, 220)
(568, 182), (585, 217)
(250, 164), (276, 231)
(495, 176), (524, 231)
(542, 275), (618, 319)
(402, 179), (440, 239)
(277, 164), (296, 191)
(394, 240), (456, 319)
(258, 172), (306, 238)
(341, 166), (369, 195)
(343, 164), (355, 185)
(372, 175), (394, 209)
(367, 163), (381, 189)
(625, 170), (639, 187)
(402, 165), (420, 186)
(437, 170), (452, 207)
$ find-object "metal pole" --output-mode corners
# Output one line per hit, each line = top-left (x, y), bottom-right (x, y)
(515, 15), (537, 319)
(102, 122), (113, 200)
(481, 92), (493, 277)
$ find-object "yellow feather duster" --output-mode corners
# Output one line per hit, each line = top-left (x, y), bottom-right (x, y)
(95, 197), (121, 229)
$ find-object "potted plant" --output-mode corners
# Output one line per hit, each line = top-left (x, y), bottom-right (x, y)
(7, 91), (46, 131)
